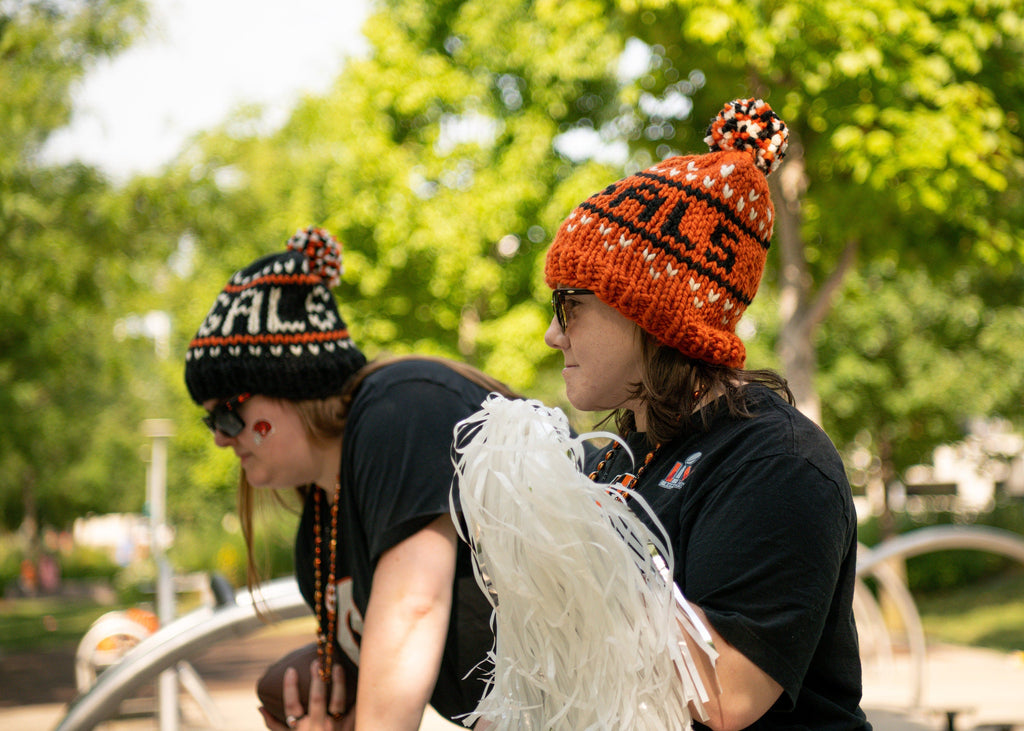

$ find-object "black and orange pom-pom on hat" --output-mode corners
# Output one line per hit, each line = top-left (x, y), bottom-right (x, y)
(184, 227), (367, 403)
(545, 98), (789, 369)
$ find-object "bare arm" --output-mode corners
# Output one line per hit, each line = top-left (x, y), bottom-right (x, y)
(684, 604), (783, 731)
(354, 514), (458, 730)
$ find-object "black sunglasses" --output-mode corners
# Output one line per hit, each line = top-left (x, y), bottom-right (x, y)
(202, 393), (252, 437)
(551, 288), (594, 332)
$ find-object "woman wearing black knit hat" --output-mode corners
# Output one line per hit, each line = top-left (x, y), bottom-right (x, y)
(185, 227), (516, 731)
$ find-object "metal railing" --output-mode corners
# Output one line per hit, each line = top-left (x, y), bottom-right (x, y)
(854, 524), (1024, 709)
(55, 576), (307, 731)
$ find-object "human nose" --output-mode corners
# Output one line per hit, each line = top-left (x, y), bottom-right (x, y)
(544, 315), (568, 350)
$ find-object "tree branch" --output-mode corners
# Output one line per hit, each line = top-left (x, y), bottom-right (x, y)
(803, 239), (859, 332)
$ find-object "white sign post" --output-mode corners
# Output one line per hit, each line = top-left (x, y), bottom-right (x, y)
(143, 418), (177, 731)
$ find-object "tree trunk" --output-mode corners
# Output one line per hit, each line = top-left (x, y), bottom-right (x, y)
(876, 431), (899, 540)
(778, 305), (820, 423)
(769, 143), (858, 425)
(21, 467), (40, 557)
(772, 143), (819, 422)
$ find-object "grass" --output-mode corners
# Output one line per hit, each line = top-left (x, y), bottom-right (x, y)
(2, 572), (1022, 657)
(0, 596), (132, 653)
(915, 569), (1024, 652)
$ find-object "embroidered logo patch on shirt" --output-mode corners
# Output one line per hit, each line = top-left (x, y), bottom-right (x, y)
(659, 452), (702, 490)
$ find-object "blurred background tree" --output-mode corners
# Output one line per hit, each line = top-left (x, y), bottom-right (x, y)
(614, 0), (1024, 523)
(0, 0), (154, 543)
(1, 0), (1022, 562)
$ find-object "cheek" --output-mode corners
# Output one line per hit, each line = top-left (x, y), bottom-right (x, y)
(571, 348), (635, 401)
(586, 334), (643, 398)
(599, 356), (641, 398)
(609, 322), (644, 380)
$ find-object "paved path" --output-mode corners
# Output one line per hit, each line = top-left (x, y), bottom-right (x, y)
(861, 643), (1024, 731)
(0, 617), (458, 731)
(2, 622), (1023, 730)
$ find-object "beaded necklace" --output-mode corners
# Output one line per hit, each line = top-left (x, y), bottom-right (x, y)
(312, 483), (340, 683)
(589, 438), (662, 493)
(589, 402), (696, 489)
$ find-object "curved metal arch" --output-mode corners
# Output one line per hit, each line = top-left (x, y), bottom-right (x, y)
(855, 546), (928, 707)
(854, 524), (1024, 710)
(55, 576), (308, 731)
(858, 524), (1024, 574)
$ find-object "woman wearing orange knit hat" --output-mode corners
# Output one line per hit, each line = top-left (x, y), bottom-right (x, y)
(543, 99), (870, 730)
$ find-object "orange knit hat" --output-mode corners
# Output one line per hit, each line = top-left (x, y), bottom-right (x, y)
(545, 98), (788, 368)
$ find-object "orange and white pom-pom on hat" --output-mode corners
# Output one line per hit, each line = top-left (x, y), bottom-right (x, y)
(545, 98), (788, 369)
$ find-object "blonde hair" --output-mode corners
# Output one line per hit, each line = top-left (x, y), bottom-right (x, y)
(239, 355), (520, 595)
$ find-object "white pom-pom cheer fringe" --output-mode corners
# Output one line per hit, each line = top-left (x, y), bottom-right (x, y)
(451, 395), (717, 730)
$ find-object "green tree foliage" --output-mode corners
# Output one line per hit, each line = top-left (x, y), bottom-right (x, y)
(820, 262), (1024, 478)
(0, 0), (144, 157)
(0, 0), (151, 533)
(612, 0), (1024, 423)
(6, 0), (1023, 540)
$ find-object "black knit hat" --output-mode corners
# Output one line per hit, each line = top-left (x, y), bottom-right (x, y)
(184, 227), (367, 403)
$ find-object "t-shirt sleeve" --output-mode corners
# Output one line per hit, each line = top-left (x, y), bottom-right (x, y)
(343, 377), (474, 568)
(683, 453), (855, 707)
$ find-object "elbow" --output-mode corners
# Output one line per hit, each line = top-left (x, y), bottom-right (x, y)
(696, 686), (780, 731)
(700, 707), (765, 731)
(402, 596), (442, 623)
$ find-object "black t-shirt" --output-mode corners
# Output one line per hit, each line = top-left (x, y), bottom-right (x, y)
(295, 359), (495, 722)
(590, 385), (870, 730)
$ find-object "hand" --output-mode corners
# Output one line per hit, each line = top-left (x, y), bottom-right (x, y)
(260, 661), (353, 731)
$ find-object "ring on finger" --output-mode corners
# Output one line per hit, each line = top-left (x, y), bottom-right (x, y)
(286, 714), (306, 729)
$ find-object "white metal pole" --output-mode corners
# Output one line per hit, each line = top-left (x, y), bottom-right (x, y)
(144, 418), (177, 731)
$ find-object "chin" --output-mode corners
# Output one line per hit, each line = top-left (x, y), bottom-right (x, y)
(566, 396), (599, 414)
(567, 394), (624, 416)
(241, 469), (272, 490)
(249, 478), (284, 490)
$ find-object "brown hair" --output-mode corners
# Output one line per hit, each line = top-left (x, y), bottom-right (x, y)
(609, 330), (794, 447)
(238, 355), (521, 595)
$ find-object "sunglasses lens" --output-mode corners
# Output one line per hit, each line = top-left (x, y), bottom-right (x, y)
(203, 402), (245, 436)
(552, 291), (566, 331)
(216, 410), (245, 437)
